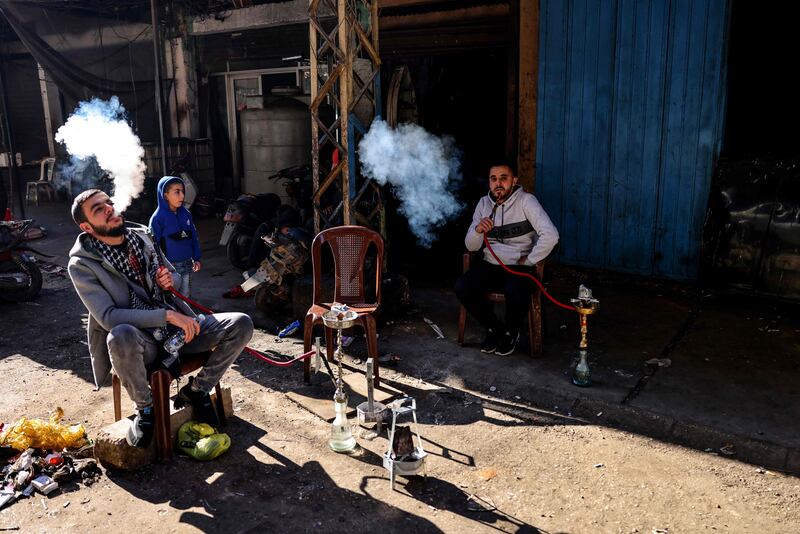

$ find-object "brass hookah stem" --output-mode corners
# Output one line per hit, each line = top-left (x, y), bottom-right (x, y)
(579, 312), (589, 349)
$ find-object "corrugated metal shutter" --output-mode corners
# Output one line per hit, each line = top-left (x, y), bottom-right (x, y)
(536, 0), (729, 279)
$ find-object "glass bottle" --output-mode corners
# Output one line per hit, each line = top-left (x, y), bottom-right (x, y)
(572, 350), (592, 387)
(329, 391), (356, 452)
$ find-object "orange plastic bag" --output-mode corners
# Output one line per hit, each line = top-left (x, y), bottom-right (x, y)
(0, 407), (87, 451)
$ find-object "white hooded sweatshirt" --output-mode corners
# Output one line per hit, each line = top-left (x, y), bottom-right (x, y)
(464, 185), (559, 267)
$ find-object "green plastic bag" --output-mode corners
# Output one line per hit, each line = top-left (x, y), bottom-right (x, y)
(177, 421), (231, 461)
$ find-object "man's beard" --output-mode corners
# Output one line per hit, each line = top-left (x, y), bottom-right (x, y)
(89, 218), (125, 237)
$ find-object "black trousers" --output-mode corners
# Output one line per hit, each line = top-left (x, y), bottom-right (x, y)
(455, 257), (536, 335)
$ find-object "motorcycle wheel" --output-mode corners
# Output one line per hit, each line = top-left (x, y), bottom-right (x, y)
(0, 254), (43, 302)
(226, 231), (252, 270)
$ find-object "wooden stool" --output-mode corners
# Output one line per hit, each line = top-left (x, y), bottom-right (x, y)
(112, 352), (225, 461)
(457, 253), (545, 357)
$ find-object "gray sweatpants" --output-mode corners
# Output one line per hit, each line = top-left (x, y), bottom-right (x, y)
(107, 312), (254, 410)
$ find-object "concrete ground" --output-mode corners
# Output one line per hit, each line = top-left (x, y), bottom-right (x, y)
(1, 199), (799, 532)
(8, 200), (800, 472)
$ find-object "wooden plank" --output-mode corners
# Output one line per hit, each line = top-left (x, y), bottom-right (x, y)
(536, 0), (569, 251)
(586, 0), (615, 266)
(380, 4), (508, 30)
(608, 0), (669, 275)
(505, 0), (519, 163)
(517, 0), (538, 191)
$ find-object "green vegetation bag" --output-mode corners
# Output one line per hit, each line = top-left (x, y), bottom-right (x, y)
(177, 421), (231, 461)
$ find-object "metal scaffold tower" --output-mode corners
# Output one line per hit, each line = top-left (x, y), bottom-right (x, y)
(308, 0), (384, 235)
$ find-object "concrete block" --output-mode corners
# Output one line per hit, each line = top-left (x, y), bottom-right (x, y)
(95, 388), (232, 471)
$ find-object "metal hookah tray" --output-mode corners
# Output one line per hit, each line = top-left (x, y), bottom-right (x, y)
(322, 308), (359, 329)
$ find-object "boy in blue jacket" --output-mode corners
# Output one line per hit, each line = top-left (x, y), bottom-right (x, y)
(149, 176), (201, 296)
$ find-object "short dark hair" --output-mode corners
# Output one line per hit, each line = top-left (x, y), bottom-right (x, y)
(71, 189), (103, 225)
(489, 158), (517, 176)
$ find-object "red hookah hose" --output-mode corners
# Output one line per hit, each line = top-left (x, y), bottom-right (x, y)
(482, 234), (576, 312)
(167, 287), (315, 367)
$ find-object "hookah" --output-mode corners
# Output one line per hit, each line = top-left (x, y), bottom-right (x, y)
(570, 285), (600, 386)
(321, 303), (359, 453)
(482, 234), (600, 385)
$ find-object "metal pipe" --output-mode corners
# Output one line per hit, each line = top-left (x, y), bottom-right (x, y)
(150, 0), (167, 175)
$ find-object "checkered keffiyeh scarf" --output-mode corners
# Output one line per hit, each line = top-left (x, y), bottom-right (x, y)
(91, 229), (160, 310)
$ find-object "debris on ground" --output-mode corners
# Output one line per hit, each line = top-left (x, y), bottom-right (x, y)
(423, 318), (445, 339)
(1, 409), (99, 510)
(719, 444), (736, 456)
(466, 493), (497, 512)
(645, 358), (672, 368)
(0, 407), (88, 451)
(1, 447), (102, 510)
(476, 467), (497, 481)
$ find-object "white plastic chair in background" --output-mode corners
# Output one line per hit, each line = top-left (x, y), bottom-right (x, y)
(26, 157), (56, 206)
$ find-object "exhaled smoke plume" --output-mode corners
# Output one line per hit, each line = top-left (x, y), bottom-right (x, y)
(55, 97), (145, 213)
(358, 120), (463, 247)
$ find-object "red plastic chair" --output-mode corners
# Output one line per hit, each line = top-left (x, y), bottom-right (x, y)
(302, 226), (384, 385)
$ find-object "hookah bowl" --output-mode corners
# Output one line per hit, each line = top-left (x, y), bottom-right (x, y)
(322, 305), (360, 453)
(570, 285), (600, 387)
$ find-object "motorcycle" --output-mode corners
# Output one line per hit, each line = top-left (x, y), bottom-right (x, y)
(219, 192), (282, 270)
(219, 164), (312, 270)
(0, 219), (46, 302)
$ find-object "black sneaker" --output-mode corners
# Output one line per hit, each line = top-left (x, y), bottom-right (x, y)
(175, 377), (220, 426)
(495, 331), (519, 356)
(126, 406), (155, 448)
(480, 328), (498, 353)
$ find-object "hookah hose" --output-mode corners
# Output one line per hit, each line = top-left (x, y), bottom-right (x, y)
(166, 286), (315, 367)
(482, 234), (576, 313)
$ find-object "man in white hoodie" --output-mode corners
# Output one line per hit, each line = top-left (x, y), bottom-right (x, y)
(456, 161), (559, 355)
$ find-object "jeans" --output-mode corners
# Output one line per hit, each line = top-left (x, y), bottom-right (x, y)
(106, 312), (254, 410)
(455, 257), (536, 335)
(172, 259), (194, 297)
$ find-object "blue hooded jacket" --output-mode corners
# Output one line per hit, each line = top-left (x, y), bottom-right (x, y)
(149, 176), (201, 263)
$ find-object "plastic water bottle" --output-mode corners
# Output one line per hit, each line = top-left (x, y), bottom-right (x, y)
(164, 314), (206, 355)
(278, 319), (301, 338)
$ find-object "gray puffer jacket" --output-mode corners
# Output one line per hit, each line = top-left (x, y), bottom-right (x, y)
(68, 227), (182, 388)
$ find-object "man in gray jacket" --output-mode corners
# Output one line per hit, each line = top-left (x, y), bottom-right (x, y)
(68, 189), (253, 447)
(456, 161), (559, 356)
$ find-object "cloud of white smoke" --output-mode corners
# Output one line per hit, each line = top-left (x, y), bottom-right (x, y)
(358, 120), (463, 247)
(55, 96), (146, 213)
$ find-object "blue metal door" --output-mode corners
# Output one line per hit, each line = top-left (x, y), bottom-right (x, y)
(536, 0), (729, 279)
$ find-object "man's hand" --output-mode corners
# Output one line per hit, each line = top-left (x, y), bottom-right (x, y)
(192, 261), (202, 273)
(156, 266), (173, 290)
(166, 310), (201, 343)
(475, 217), (494, 234)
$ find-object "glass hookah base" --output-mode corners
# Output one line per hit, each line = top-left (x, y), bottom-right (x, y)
(329, 431), (357, 452)
(571, 373), (592, 387)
